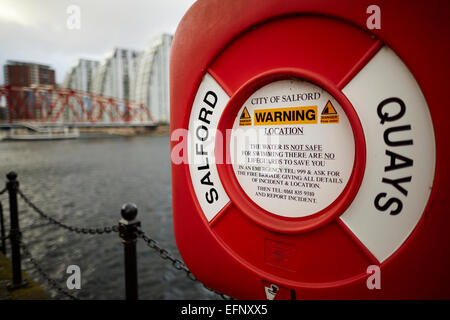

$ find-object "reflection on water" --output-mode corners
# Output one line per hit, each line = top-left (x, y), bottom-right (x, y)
(0, 136), (217, 299)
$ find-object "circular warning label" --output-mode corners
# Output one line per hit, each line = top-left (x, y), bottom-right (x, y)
(230, 79), (356, 218)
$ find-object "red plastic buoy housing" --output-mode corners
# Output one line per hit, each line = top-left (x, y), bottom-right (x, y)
(170, 0), (449, 299)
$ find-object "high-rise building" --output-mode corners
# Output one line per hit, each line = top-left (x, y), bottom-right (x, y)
(91, 48), (141, 102)
(132, 34), (172, 124)
(3, 60), (56, 87)
(2, 61), (56, 121)
(63, 59), (99, 92)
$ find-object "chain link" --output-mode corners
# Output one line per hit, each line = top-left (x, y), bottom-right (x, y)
(0, 233), (9, 241)
(13, 186), (232, 299)
(17, 188), (119, 235)
(136, 229), (233, 300)
(20, 240), (79, 300)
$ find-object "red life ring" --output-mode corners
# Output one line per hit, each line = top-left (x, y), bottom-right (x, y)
(170, 0), (449, 299)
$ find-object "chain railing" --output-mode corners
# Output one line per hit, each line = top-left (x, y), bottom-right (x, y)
(1, 171), (232, 300)
(18, 189), (119, 235)
(20, 240), (79, 300)
(137, 229), (233, 300)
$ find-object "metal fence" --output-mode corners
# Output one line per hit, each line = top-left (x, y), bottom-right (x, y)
(0, 171), (231, 300)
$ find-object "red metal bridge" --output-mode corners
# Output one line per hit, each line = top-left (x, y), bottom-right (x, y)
(0, 85), (155, 127)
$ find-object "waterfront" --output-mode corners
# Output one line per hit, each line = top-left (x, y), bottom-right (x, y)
(0, 136), (217, 299)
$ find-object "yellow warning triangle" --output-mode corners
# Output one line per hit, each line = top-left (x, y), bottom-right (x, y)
(321, 100), (337, 115)
(241, 107), (251, 119)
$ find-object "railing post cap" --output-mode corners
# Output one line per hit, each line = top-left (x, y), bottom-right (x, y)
(121, 203), (138, 221)
(6, 171), (17, 180)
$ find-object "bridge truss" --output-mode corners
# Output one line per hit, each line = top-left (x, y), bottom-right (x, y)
(0, 85), (154, 126)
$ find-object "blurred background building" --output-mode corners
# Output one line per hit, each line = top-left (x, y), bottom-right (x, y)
(91, 48), (141, 102)
(2, 33), (173, 124)
(4, 60), (56, 87)
(132, 33), (172, 124)
(63, 59), (99, 92)
(2, 61), (56, 121)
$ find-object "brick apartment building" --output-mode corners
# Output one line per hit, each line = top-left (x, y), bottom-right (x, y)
(1, 61), (56, 121)
(4, 60), (56, 87)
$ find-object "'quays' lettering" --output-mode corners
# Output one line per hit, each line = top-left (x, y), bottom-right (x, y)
(374, 97), (413, 215)
(195, 91), (219, 204)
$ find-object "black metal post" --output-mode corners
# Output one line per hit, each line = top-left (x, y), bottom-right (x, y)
(6, 171), (26, 288)
(0, 201), (6, 255)
(119, 203), (140, 300)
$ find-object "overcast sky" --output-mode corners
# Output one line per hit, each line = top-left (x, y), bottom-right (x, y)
(0, 0), (197, 84)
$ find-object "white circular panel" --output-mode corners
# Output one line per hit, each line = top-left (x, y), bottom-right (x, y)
(229, 79), (355, 218)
